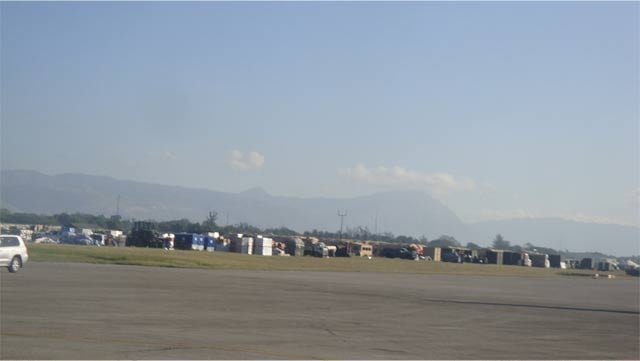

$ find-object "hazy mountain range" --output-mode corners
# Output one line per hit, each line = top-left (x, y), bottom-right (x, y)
(1, 170), (638, 256)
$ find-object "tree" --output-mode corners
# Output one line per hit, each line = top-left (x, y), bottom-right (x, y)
(157, 219), (193, 233)
(186, 222), (204, 234)
(55, 213), (73, 226)
(492, 234), (510, 249)
(234, 222), (262, 235)
(394, 235), (418, 244)
(345, 226), (371, 240)
(428, 235), (461, 248)
(466, 242), (481, 249)
(202, 211), (218, 231)
(264, 227), (298, 236)
(0, 208), (10, 221)
(106, 215), (123, 230)
(381, 232), (395, 241)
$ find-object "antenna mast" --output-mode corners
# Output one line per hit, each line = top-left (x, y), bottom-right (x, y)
(338, 209), (347, 246)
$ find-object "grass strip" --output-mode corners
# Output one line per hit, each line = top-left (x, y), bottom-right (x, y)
(27, 244), (630, 278)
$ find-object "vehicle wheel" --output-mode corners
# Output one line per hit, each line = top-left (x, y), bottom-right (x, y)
(8, 256), (21, 273)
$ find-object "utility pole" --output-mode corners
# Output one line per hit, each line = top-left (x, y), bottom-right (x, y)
(116, 195), (120, 217)
(225, 210), (230, 226)
(338, 209), (348, 253)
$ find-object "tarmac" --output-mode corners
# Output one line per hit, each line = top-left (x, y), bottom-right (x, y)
(1, 262), (638, 359)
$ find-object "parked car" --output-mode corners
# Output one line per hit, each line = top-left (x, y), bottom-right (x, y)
(0, 235), (29, 273)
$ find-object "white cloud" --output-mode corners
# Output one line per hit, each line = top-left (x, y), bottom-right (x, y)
(339, 163), (476, 196)
(476, 209), (637, 227)
(561, 213), (636, 226)
(162, 151), (178, 161)
(479, 209), (538, 220)
(229, 150), (265, 171)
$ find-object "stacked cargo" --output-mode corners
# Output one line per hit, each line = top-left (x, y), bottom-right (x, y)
(253, 235), (273, 256)
(194, 234), (204, 251)
(486, 249), (504, 265)
(549, 254), (562, 268)
(580, 258), (594, 269)
(313, 242), (329, 258)
(502, 251), (522, 266)
(423, 247), (441, 262)
(204, 236), (215, 252)
(174, 233), (204, 251)
(161, 233), (175, 250)
(284, 237), (305, 256)
(215, 237), (230, 252)
(229, 235), (243, 253)
(598, 260), (619, 271)
(241, 237), (253, 255)
(204, 232), (220, 252)
(530, 254), (550, 268)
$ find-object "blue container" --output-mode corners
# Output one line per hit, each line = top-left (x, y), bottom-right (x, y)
(204, 236), (216, 251)
(174, 233), (205, 251)
(195, 234), (204, 251)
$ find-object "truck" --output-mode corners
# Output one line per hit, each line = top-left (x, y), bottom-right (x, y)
(126, 221), (163, 248)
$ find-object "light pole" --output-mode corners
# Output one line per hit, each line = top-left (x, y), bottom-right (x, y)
(338, 209), (348, 253)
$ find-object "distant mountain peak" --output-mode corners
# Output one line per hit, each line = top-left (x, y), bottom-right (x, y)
(1, 169), (637, 255)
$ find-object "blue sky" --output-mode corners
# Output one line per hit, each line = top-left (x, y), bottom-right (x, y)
(1, 2), (638, 226)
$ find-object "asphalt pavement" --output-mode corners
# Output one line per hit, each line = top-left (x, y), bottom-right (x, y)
(1, 262), (638, 359)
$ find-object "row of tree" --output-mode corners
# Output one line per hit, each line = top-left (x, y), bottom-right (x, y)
(0, 209), (515, 248)
(302, 226), (424, 244)
(3, 208), (622, 260)
(2, 209), (438, 245)
(1, 208), (130, 231)
(0, 209), (299, 238)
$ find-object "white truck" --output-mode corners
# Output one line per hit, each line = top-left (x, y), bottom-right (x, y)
(0, 235), (29, 273)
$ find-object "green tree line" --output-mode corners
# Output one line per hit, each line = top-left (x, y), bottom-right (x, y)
(1, 209), (424, 243)
(1, 208), (130, 230)
(3, 209), (623, 258)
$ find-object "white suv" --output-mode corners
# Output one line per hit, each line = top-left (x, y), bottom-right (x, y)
(0, 235), (29, 273)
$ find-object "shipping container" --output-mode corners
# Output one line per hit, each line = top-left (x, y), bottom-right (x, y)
(241, 237), (253, 255)
(215, 237), (230, 252)
(423, 247), (441, 262)
(204, 236), (216, 252)
(502, 251), (522, 266)
(486, 249), (504, 265)
(253, 236), (273, 256)
(580, 258), (594, 270)
(229, 237), (242, 253)
(549, 254), (562, 268)
(174, 233), (205, 251)
(598, 261), (619, 271)
(530, 254), (549, 268)
(283, 237), (305, 256)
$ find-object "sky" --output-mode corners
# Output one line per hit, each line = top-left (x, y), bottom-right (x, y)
(1, 2), (638, 226)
